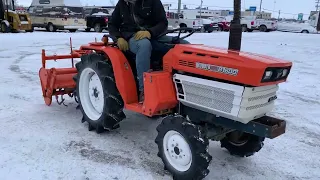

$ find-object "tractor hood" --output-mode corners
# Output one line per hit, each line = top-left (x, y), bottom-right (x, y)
(163, 44), (292, 87)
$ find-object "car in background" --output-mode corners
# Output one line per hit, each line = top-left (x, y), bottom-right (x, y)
(209, 16), (231, 31)
(240, 16), (257, 32)
(277, 21), (318, 34)
(202, 19), (218, 33)
(84, 7), (110, 32)
(256, 19), (277, 32)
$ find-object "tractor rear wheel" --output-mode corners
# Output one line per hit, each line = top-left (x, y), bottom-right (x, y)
(220, 130), (265, 157)
(74, 53), (125, 133)
(155, 115), (212, 180)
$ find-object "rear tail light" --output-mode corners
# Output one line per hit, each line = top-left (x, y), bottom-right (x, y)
(104, 17), (108, 23)
(251, 21), (254, 25)
(210, 23), (213, 27)
(193, 21), (195, 25)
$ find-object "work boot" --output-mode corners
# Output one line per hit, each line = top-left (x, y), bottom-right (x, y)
(139, 91), (144, 103)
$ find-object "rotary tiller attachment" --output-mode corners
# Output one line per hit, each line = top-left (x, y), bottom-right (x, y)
(39, 49), (79, 106)
(39, 38), (93, 106)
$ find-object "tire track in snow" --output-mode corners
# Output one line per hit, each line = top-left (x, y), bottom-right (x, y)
(64, 140), (168, 177)
(9, 52), (38, 81)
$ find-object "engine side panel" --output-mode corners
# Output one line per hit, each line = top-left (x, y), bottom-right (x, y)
(173, 74), (279, 124)
(164, 44), (292, 87)
(144, 71), (178, 116)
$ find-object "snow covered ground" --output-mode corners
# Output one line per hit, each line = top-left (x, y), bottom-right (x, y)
(0, 30), (319, 180)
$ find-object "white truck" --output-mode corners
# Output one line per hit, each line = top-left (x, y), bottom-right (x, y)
(166, 12), (203, 32)
(255, 19), (278, 32)
(220, 15), (258, 32)
(240, 16), (258, 32)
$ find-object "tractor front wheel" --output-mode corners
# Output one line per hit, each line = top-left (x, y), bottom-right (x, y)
(155, 115), (212, 180)
(74, 53), (125, 133)
(220, 130), (265, 157)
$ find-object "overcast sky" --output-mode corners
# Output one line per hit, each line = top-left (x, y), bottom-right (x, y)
(19, 0), (317, 19)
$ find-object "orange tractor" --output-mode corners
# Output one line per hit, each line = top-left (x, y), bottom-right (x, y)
(38, 1), (292, 179)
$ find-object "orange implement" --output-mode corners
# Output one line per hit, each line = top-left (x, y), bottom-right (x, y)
(39, 45), (94, 106)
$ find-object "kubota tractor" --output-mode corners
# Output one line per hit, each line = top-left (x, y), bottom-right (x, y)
(38, 0), (292, 179)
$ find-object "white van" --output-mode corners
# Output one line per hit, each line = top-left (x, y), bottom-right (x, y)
(27, 0), (86, 32)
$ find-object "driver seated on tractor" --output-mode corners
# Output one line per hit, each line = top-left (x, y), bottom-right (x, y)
(108, 0), (189, 103)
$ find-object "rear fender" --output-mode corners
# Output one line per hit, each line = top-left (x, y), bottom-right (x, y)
(80, 45), (138, 104)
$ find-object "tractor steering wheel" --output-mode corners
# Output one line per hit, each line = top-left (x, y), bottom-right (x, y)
(103, 27), (195, 46)
(156, 27), (196, 44)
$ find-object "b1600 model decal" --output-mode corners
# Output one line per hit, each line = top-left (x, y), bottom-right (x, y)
(196, 62), (239, 76)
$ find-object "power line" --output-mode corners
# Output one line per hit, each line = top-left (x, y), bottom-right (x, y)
(262, 8), (309, 16)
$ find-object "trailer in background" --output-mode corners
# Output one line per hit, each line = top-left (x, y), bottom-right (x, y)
(27, 0), (86, 32)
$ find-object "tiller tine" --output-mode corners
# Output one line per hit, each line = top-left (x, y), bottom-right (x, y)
(39, 49), (79, 106)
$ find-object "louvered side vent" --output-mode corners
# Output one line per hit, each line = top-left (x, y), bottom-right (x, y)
(163, 61), (170, 71)
(178, 60), (195, 68)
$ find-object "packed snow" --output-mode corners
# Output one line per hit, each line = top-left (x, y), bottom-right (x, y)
(0, 30), (319, 180)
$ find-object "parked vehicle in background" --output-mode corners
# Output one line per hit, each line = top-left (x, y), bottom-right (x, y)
(210, 15), (258, 32)
(166, 12), (203, 32)
(202, 18), (218, 33)
(166, 12), (180, 30)
(240, 16), (257, 32)
(179, 18), (203, 32)
(84, 7), (110, 32)
(255, 19), (277, 32)
(0, 0), (33, 33)
(277, 21), (318, 33)
(209, 16), (232, 31)
(28, 0), (86, 32)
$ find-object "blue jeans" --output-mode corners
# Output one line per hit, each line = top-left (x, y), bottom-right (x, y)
(129, 35), (190, 92)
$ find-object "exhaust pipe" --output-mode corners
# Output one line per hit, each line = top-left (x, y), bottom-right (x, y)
(228, 0), (242, 51)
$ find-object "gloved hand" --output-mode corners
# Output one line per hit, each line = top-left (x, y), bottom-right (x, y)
(117, 38), (129, 51)
(134, 31), (151, 40)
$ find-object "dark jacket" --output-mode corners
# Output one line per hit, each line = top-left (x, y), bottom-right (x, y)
(108, 0), (168, 40)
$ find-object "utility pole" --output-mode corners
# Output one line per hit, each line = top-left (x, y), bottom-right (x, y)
(259, 0), (262, 12)
(316, 0), (320, 11)
(228, 0), (242, 51)
(199, 0), (203, 19)
(278, 10), (281, 20)
(259, 0), (262, 18)
(178, 0), (181, 13)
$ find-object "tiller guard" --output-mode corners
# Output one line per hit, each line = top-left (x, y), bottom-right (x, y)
(39, 38), (93, 106)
